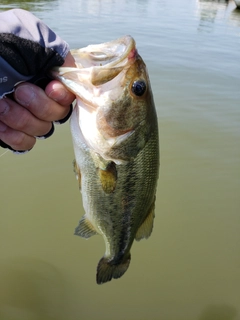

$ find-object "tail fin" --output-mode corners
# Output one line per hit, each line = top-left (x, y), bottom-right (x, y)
(96, 254), (131, 285)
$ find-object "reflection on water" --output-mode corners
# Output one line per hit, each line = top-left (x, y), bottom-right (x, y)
(0, 0), (57, 12)
(0, 0), (240, 319)
(230, 5), (240, 26)
(198, 0), (227, 31)
(197, 0), (240, 31)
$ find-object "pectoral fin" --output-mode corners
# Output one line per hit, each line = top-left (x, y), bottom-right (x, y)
(97, 161), (117, 194)
(73, 159), (81, 190)
(75, 215), (98, 239)
(135, 199), (155, 241)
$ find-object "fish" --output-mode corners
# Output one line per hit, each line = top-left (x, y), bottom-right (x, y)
(51, 36), (159, 284)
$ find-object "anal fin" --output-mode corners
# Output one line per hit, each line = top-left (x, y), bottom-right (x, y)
(135, 199), (155, 241)
(75, 215), (98, 239)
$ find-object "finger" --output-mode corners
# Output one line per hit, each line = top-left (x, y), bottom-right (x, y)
(45, 80), (76, 107)
(14, 83), (74, 122)
(45, 51), (76, 106)
(0, 97), (52, 137)
(0, 121), (36, 151)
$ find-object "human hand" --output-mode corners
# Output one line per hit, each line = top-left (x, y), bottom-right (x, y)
(0, 52), (76, 152)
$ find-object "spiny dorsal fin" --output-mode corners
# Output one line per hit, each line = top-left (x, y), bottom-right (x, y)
(135, 199), (155, 241)
(74, 215), (98, 239)
(97, 161), (117, 194)
(73, 159), (81, 190)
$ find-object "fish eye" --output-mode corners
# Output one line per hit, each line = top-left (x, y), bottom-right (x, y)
(131, 80), (146, 97)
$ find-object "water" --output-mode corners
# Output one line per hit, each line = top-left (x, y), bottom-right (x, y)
(0, 0), (240, 319)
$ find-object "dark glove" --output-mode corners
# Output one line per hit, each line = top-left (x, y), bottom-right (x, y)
(0, 9), (72, 153)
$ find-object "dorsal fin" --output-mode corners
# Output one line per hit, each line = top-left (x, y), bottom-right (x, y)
(74, 215), (98, 239)
(135, 199), (155, 241)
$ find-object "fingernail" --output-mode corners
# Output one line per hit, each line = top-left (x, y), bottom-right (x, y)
(0, 99), (9, 115)
(47, 85), (67, 101)
(15, 85), (35, 106)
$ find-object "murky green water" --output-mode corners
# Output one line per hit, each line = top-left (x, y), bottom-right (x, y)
(1, 0), (240, 319)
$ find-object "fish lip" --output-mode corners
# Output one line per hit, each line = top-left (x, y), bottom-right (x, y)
(50, 36), (138, 112)
(71, 35), (136, 69)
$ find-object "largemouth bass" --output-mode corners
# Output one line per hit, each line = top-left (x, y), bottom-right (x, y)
(52, 36), (159, 284)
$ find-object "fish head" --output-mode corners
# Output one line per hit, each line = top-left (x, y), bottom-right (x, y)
(95, 48), (154, 136)
(51, 36), (157, 163)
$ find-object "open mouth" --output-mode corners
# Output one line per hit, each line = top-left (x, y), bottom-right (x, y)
(71, 35), (136, 69)
(50, 36), (137, 106)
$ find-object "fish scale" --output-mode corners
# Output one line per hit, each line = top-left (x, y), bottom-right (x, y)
(51, 35), (159, 284)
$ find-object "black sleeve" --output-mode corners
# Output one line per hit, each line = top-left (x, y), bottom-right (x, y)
(0, 8), (70, 97)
